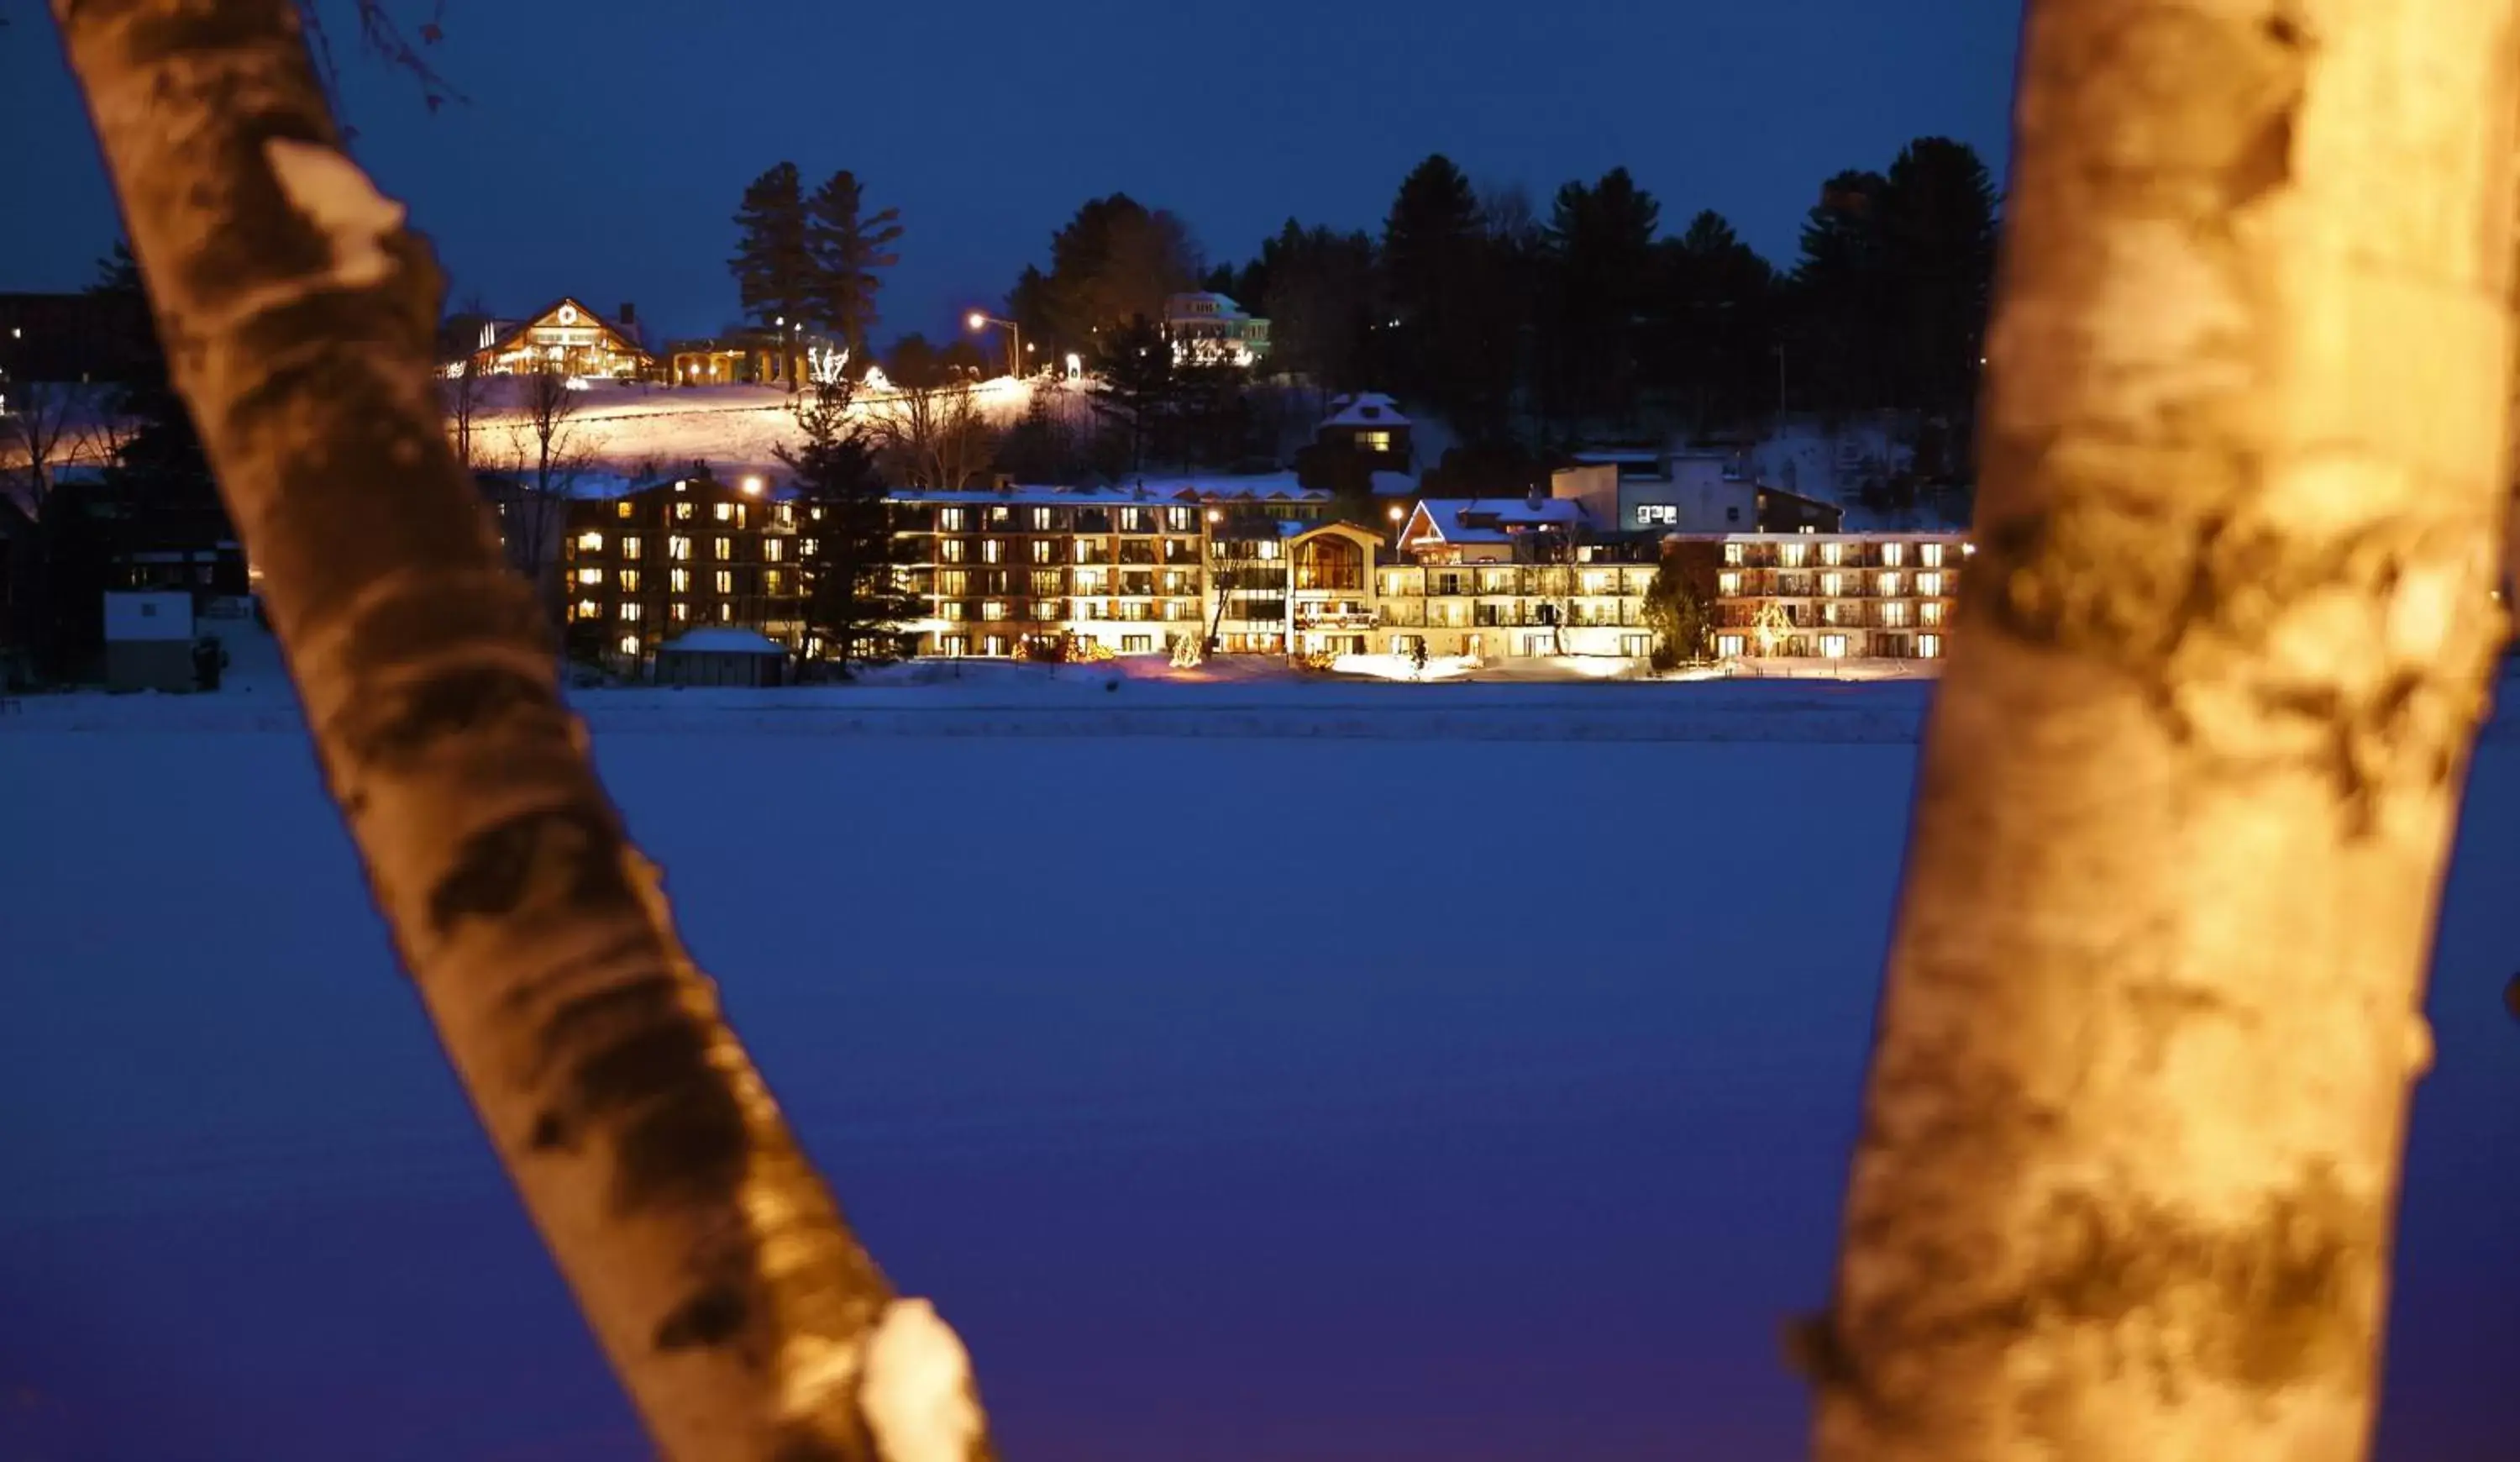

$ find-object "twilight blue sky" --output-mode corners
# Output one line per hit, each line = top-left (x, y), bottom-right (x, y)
(2, 0), (2020, 345)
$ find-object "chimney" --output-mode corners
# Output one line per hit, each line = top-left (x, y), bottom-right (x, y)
(619, 302), (638, 325)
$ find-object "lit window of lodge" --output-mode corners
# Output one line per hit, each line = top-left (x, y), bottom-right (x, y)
(714, 502), (733, 523)
(615, 502), (634, 520)
(670, 568), (690, 592)
(618, 570), (638, 592)
(713, 537), (732, 560)
(669, 536), (692, 560)
(1918, 572), (1945, 597)
(1718, 571), (1741, 596)
(1882, 542), (1906, 567)
(764, 539), (784, 563)
(620, 536), (641, 557)
(714, 570), (733, 594)
(576, 567), (601, 586)
(1920, 543), (1944, 567)
(576, 531), (604, 552)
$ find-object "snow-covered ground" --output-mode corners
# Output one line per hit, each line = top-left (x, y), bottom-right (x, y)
(2, 666), (2515, 1461)
(456, 375), (1053, 481)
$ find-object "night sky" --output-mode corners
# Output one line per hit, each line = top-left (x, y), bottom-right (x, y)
(0, 0), (2020, 346)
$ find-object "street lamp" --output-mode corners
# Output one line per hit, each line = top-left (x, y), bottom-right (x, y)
(965, 311), (1021, 379)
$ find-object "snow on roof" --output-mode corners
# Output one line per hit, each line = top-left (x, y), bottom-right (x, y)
(889, 474), (1330, 507)
(1163, 292), (1251, 318)
(659, 628), (787, 656)
(1409, 497), (1593, 544)
(1369, 471), (1418, 497)
(1572, 450), (1663, 465)
(1322, 392), (1409, 429)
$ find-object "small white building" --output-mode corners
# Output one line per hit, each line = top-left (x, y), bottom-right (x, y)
(653, 628), (789, 686)
(103, 591), (197, 692)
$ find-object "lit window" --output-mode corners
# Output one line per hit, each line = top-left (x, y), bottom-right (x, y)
(982, 539), (1004, 563)
(939, 571), (969, 597)
(715, 570), (733, 594)
(1168, 507), (1194, 531)
(811, 507), (824, 521)
(1920, 543), (1945, 567)
(1723, 542), (1744, 566)
(941, 601), (967, 621)
(1919, 634), (1942, 659)
(670, 567), (690, 592)
(777, 504), (794, 525)
(1357, 429), (1393, 452)
(1821, 541), (1843, 565)
(669, 536), (691, 560)
(620, 535), (640, 556)
(1031, 539), (1053, 563)
(620, 603), (642, 623)
(714, 537), (732, 559)
(675, 502), (694, 522)
(1635, 504), (1677, 527)
(1821, 634), (1847, 659)
(765, 570), (785, 594)
(718, 603), (732, 622)
(618, 635), (639, 656)
(982, 601), (1008, 621)
(672, 602), (689, 622)
(1882, 602), (1910, 627)
(940, 507), (967, 532)
(577, 567), (602, 586)
(1032, 507), (1054, 530)
(575, 598), (599, 620)
(1882, 542), (1906, 567)
(576, 531), (604, 551)
(1780, 543), (1807, 568)
(1922, 602), (1945, 626)
(1717, 633), (1746, 657)
(1820, 572), (1843, 597)
(802, 538), (818, 556)
(618, 570), (639, 592)
(1877, 572), (1903, 597)
(1258, 541), (1279, 561)
(1918, 572), (1945, 597)
(942, 540), (968, 564)
(764, 539), (784, 562)
(714, 502), (733, 522)
(616, 502), (634, 520)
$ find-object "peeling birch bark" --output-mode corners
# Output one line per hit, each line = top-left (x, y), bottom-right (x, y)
(48, 4), (992, 1459)
(1808, 3), (2520, 1461)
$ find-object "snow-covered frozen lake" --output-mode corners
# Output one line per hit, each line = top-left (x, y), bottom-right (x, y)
(3, 688), (2514, 1460)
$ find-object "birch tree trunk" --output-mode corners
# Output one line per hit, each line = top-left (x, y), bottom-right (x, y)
(50, 6), (989, 1460)
(1809, 4), (2519, 1460)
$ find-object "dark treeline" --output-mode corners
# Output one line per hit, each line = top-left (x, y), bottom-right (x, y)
(998, 138), (1998, 480)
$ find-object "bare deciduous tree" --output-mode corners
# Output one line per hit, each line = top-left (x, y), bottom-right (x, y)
(868, 371), (996, 492)
(1807, 5), (2520, 1462)
(50, 4), (991, 1459)
(0, 376), (87, 506)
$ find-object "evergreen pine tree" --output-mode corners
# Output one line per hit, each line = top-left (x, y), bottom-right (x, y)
(778, 381), (918, 673)
(805, 169), (902, 357)
(1090, 314), (1178, 473)
(729, 162), (814, 390)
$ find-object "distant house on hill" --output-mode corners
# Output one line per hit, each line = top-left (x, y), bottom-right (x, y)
(445, 297), (654, 380)
(1163, 292), (1269, 366)
(664, 326), (843, 388)
(1296, 393), (1415, 501)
